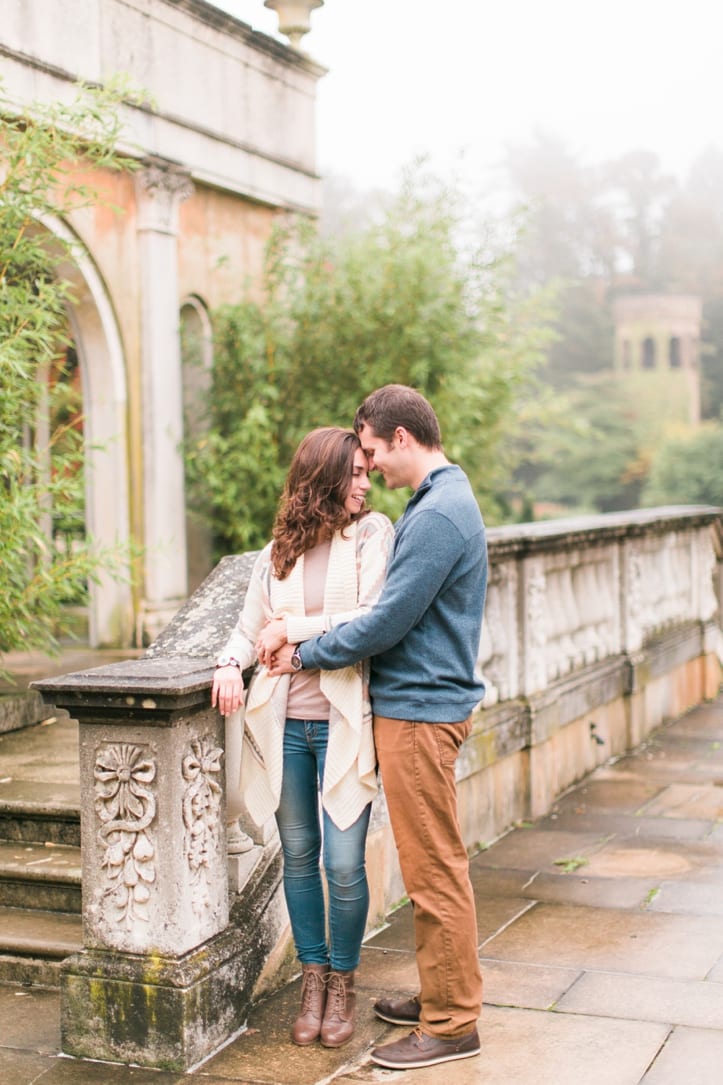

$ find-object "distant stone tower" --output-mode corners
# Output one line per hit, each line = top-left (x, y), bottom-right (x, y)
(612, 294), (701, 431)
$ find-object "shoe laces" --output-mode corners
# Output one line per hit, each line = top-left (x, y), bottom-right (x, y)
(326, 972), (347, 1016)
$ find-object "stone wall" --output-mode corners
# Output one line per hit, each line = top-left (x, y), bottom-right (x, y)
(0, 0), (324, 645)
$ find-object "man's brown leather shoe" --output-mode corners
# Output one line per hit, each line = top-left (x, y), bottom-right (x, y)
(370, 1026), (480, 1069)
(373, 994), (421, 1025)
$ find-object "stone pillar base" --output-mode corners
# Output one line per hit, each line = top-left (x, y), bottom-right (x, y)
(60, 844), (285, 1072)
(60, 925), (248, 1072)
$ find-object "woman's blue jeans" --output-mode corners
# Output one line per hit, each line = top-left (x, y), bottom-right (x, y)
(275, 718), (371, 972)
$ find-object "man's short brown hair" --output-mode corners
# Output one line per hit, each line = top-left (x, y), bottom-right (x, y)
(354, 384), (442, 449)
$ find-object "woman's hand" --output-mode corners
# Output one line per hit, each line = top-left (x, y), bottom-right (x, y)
(266, 643), (297, 676)
(256, 618), (288, 666)
(211, 666), (245, 717)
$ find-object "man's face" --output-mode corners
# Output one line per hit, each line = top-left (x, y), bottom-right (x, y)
(357, 422), (407, 489)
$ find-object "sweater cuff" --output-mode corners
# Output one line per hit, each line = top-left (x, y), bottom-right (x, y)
(286, 615), (327, 643)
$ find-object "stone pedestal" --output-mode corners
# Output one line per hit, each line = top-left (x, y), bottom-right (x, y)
(32, 657), (264, 1071)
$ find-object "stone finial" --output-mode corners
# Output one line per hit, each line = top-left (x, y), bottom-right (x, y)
(264, 0), (323, 48)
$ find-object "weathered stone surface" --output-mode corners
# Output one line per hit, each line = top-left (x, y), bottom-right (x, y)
(60, 842), (284, 1071)
(0, 691), (47, 735)
(144, 553), (258, 660)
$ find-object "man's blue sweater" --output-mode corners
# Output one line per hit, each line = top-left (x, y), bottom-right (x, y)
(298, 464), (487, 723)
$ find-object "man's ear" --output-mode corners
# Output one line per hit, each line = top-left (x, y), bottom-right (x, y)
(394, 426), (410, 447)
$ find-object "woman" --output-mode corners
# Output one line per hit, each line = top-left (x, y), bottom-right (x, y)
(212, 427), (393, 1048)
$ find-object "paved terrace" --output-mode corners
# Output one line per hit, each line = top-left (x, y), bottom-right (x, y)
(1, 674), (722, 1084)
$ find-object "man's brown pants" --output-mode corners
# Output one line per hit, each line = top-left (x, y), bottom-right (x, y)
(374, 715), (483, 1038)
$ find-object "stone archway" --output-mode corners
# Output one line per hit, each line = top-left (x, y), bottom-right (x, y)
(42, 214), (134, 646)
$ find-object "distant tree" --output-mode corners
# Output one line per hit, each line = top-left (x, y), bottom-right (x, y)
(657, 148), (723, 294)
(527, 374), (649, 514)
(185, 171), (554, 555)
(643, 423), (723, 508)
(0, 80), (136, 668)
(603, 150), (676, 286)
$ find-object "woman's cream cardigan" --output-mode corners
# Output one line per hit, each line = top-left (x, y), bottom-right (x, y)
(222, 511), (393, 831)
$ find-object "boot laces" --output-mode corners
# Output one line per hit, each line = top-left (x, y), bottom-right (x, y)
(326, 972), (347, 1016)
(300, 969), (326, 1013)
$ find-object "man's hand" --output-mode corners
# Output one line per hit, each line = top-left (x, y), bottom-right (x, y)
(211, 665), (245, 716)
(267, 642), (297, 676)
(256, 618), (287, 666)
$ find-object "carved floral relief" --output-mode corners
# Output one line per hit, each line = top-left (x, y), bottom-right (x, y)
(182, 735), (224, 917)
(94, 743), (157, 930)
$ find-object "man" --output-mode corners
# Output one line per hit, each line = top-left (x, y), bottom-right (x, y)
(270, 384), (487, 1070)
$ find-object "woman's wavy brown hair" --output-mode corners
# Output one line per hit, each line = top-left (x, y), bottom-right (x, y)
(271, 427), (365, 580)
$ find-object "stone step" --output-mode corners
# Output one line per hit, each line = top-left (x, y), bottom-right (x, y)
(0, 794), (80, 847)
(0, 841), (81, 913)
(0, 906), (82, 988)
(0, 690), (52, 735)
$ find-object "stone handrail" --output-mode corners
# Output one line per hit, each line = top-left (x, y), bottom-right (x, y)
(481, 506), (721, 704)
(32, 505), (722, 1070)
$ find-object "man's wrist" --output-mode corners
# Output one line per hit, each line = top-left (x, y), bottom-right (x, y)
(290, 646), (303, 672)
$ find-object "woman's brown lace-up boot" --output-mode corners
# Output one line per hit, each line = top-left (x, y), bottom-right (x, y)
(320, 969), (356, 1047)
(291, 963), (329, 1045)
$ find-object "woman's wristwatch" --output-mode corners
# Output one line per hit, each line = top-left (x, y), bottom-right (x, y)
(216, 655), (241, 669)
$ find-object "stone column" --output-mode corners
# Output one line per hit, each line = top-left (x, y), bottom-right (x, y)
(135, 163), (194, 644)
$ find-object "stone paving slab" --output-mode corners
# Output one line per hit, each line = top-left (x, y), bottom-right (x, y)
(582, 840), (717, 880)
(638, 782), (723, 821)
(0, 985), (61, 1052)
(557, 969), (723, 1028)
(469, 828), (613, 873)
(640, 1025), (723, 1085)
(509, 869), (660, 909)
(647, 879), (723, 915)
(550, 777), (669, 814)
(479, 957), (580, 1010)
(483, 901), (723, 979)
(537, 808), (716, 841)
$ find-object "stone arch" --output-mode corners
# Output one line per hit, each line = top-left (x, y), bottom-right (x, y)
(40, 214), (133, 646)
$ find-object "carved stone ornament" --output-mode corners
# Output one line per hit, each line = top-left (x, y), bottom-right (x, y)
(138, 164), (194, 202)
(94, 743), (157, 930)
(182, 735), (224, 917)
(135, 165), (194, 233)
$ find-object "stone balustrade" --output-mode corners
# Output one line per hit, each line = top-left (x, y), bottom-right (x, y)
(33, 506), (722, 1070)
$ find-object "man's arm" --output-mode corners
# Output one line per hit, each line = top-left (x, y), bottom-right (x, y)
(294, 510), (463, 670)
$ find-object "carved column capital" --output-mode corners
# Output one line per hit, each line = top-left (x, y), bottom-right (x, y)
(135, 162), (194, 234)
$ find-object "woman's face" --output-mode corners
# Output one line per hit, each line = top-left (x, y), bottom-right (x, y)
(344, 447), (372, 518)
